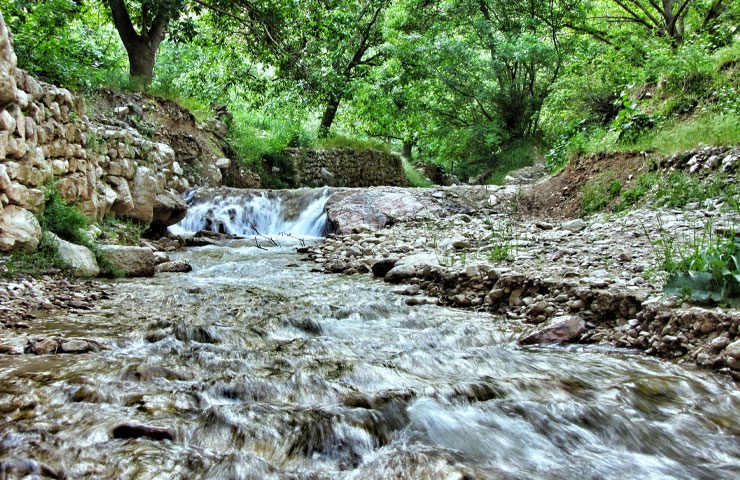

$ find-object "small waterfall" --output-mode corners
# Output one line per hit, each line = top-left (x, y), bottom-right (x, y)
(169, 188), (331, 238)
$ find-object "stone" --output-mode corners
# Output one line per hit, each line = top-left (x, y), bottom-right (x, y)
(155, 260), (192, 273)
(371, 258), (397, 277)
(98, 245), (155, 277)
(112, 423), (175, 441)
(384, 263), (417, 284)
(0, 206), (42, 252)
(562, 219), (587, 232)
(725, 340), (740, 360)
(129, 166), (158, 223)
(518, 315), (586, 346)
(151, 190), (188, 229)
(49, 233), (99, 277)
(60, 339), (91, 353)
(215, 157), (230, 169)
(29, 338), (58, 355)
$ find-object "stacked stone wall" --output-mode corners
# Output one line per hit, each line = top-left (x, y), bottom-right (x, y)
(0, 13), (230, 252)
(285, 148), (408, 188)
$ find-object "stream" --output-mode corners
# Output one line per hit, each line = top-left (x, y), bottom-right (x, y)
(1, 191), (739, 479)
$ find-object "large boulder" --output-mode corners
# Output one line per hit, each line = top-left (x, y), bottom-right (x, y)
(0, 205), (41, 252)
(98, 245), (155, 277)
(49, 233), (99, 277)
(129, 166), (158, 223)
(326, 190), (428, 234)
(519, 315), (586, 346)
(151, 190), (187, 229)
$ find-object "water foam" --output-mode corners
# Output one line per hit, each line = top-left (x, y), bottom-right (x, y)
(169, 189), (330, 238)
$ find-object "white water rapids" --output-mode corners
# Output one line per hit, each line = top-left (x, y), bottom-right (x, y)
(1, 188), (738, 479)
(169, 188), (331, 238)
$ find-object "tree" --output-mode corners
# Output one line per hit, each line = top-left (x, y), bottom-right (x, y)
(105, 0), (183, 84)
(201, 0), (391, 137)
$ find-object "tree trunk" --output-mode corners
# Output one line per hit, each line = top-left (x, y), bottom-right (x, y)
(107, 0), (168, 86)
(401, 141), (414, 161)
(126, 41), (159, 85)
(318, 97), (341, 138)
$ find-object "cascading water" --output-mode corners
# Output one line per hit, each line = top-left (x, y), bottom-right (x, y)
(1, 189), (738, 479)
(169, 188), (331, 238)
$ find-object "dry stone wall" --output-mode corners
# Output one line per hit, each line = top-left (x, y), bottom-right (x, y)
(0, 12), (236, 252)
(286, 148), (408, 188)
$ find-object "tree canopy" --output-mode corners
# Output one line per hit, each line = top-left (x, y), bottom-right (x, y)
(3, 0), (738, 179)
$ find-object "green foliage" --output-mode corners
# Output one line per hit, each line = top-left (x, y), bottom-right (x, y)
(611, 96), (661, 143)
(488, 140), (538, 185)
(616, 172), (660, 210)
(651, 220), (740, 307)
(581, 173), (622, 215)
(654, 172), (739, 208)
(0, 0), (127, 89)
(40, 187), (90, 245)
(403, 159), (433, 188)
(317, 134), (391, 152)
(1, 233), (68, 279)
(99, 215), (147, 246)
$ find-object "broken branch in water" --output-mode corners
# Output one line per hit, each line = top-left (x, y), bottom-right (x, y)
(249, 222), (281, 247)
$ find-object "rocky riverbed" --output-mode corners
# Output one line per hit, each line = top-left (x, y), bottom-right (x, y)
(304, 185), (740, 379)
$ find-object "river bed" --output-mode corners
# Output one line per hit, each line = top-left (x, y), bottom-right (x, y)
(1, 241), (739, 479)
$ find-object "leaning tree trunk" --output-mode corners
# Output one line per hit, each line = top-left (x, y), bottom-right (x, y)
(318, 97), (341, 138)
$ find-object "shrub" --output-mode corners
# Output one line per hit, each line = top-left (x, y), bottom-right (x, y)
(403, 159), (433, 188)
(653, 220), (740, 307)
(40, 187), (90, 245)
(2, 233), (68, 279)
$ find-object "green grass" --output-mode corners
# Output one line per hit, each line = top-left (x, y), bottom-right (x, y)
(489, 139), (538, 185)
(615, 172), (660, 211)
(403, 159), (433, 187)
(654, 172), (739, 208)
(99, 215), (147, 246)
(316, 133), (392, 152)
(629, 113), (740, 154)
(581, 172), (622, 215)
(1, 233), (69, 279)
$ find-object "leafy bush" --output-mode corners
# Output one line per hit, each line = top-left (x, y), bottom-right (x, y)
(2, 233), (68, 279)
(655, 222), (740, 307)
(40, 187), (90, 245)
(611, 96), (661, 143)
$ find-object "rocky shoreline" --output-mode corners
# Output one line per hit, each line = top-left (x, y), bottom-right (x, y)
(303, 185), (740, 379)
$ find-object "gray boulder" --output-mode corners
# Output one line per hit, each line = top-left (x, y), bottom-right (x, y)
(49, 233), (99, 277)
(0, 206), (41, 252)
(519, 315), (586, 346)
(152, 190), (188, 229)
(99, 245), (155, 277)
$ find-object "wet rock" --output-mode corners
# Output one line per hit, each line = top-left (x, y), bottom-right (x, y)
(372, 258), (398, 277)
(384, 264), (416, 284)
(112, 422), (175, 441)
(0, 459), (64, 480)
(562, 219), (586, 232)
(519, 315), (586, 346)
(49, 233), (99, 277)
(155, 260), (192, 273)
(98, 245), (155, 277)
(28, 337), (58, 354)
(151, 190), (188, 229)
(59, 339), (91, 353)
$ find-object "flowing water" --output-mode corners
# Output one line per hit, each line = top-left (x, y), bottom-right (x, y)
(1, 191), (739, 479)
